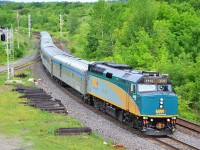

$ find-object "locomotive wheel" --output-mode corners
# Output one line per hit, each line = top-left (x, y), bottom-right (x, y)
(93, 98), (100, 110)
(99, 101), (106, 112)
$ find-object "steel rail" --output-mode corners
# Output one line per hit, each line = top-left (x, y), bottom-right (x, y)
(177, 117), (200, 134)
(152, 138), (179, 150)
(0, 55), (41, 75)
(166, 136), (199, 150)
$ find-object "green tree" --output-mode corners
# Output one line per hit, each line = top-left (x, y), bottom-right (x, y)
(67, 10), (79, 35)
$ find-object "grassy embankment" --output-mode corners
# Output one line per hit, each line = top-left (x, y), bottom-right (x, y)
(0, 69), (114, 150)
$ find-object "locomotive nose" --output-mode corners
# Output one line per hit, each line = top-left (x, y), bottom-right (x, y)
(139, 94), (178, 116)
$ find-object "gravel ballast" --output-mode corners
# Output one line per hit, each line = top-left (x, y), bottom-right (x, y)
(33, 61), (200, 150)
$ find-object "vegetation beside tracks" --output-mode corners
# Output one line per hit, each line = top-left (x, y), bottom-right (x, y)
(0, 70), (114, 150)
(67, 0), (200, 123)
(0, 0), (199, 123)
(0, 31), (33, 65)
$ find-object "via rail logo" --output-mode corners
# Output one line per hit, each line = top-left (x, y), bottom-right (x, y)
(156, 109), (166, 115)
(92, 79), (98, 87)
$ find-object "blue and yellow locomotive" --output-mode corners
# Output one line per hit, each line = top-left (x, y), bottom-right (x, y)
(40, 31), (178, 136)
(87, 62), (178, 135)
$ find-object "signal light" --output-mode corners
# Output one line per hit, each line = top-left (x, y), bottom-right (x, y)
(1, 34), (5, 41)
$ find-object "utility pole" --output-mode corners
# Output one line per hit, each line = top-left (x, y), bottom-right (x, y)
(10, 25), (14, 62)
(6, 28), (10, 80)
(17, 11), (19, 47)
(59, 13), (62, 37)
(10, 25), (14, 78)
(28, 14), (31, 38)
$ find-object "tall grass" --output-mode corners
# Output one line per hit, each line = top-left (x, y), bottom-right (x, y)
(0, 70), (114, 150)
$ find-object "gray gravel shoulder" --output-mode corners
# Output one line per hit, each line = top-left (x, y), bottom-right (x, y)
(34, 61), (165, 150)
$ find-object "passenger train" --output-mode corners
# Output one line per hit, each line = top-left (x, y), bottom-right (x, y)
(40, 31), (178, 136)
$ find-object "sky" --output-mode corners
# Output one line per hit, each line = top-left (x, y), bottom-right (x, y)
(3, 0), (99, 2)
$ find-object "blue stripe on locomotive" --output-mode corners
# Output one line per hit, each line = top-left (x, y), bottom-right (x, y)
(52, 60), (85, 78)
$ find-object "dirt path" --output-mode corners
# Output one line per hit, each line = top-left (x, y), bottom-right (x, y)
(0, 134), (24, 150)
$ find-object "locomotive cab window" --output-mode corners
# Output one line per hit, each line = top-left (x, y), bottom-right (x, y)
(158, 84), (172, 92)
(130, 83), (136, 93)
(138, 84), (172, 92)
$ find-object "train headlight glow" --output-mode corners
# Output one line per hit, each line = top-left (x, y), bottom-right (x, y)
(150, 119), (153, 122)
(160, 98), (164, 108)
(167, 119), (170, 122)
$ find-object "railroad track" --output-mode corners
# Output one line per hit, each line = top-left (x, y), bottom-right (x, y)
(176, 117), (200, 134)
(32, 32), (40, 37)
(155, 136), (199, 150)
(46, 71), (200, 150)
(14, 55), (41, 70)
(0, 32), (41, 75)
(32, 33), (200, 149)
(0, 55), (41, 75)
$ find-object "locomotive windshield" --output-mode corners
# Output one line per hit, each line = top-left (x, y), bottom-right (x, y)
(138, 84), (172, 92)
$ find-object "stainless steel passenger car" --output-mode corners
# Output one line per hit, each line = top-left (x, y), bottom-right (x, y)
(40, 31), (90, 95)
(52, 55), (89, 95)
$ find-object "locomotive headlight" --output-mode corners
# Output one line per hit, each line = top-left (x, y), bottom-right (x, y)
(150, 119), (153, 122)
(160, 98), (164, 108)
(167, 119), (170, 122)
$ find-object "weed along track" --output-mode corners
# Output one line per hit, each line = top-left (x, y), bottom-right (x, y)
(0, 87), (113, 149)
(33, 61), (164, 149)
(33, 32), (200, 149)
(4, 31), (199, 149)
(15, 86), (94, 135)
(38, 63), (200, 150)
